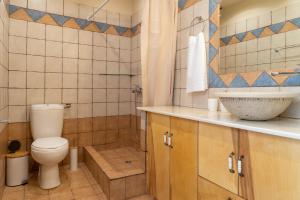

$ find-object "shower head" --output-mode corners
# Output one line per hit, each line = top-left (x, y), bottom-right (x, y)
(87, 0), (110, 21)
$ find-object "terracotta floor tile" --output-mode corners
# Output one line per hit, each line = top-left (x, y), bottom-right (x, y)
(2, 189), (24, 200)
(49, 190), (74, 200)
(71, 186), (97, 199)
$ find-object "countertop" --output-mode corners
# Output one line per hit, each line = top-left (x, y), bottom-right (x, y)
(138, 106), (300, 140)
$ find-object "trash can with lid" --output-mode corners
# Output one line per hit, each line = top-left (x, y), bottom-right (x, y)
(6, 151), (29, 186)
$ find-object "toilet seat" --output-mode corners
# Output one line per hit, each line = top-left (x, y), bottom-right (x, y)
(32, 137), (68, 152)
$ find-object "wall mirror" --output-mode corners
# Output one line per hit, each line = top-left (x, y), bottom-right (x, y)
(219, 0), (300, 75)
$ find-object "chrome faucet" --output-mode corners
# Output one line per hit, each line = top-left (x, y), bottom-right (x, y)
(271, 71), (300, 76)
(132, 85), (142, 94)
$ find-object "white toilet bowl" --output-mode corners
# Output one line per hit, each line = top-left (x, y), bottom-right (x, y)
(31, 137), (69, 189)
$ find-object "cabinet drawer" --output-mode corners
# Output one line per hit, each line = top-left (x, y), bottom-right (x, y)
(198, 176), (244, 200)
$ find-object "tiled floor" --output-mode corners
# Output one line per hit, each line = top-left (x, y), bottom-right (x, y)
(2, 163), (107, 200)
(97, 147), (145, 178)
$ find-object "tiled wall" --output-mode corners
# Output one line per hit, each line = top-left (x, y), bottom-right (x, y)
(6, 0), (143, 164)
(173, 0), (210, 108)
(0, 0), (9, 197)
(220, 1), (300, 74)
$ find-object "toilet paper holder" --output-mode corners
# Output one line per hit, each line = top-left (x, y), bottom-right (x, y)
(64, 103), (72, 109)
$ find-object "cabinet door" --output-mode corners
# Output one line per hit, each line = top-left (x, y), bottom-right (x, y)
(239, 131), (300, 200)
(170, 117), (198, 200)
(198, 122), (239, 194)
(198, 176), (244, 200)
(147, 113), (170, 200)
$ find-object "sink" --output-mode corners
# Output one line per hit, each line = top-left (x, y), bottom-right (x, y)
(216, 92), (300, 121)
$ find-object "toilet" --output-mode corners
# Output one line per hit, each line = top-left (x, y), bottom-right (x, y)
(30, 104), (69, 189)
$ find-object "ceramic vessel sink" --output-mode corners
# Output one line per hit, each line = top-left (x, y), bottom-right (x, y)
(216, 92), (300, 121)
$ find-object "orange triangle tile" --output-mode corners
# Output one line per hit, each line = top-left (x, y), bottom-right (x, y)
(243, 32), (256, 41)
(10, 8), (32, 21)
(268, 68), (294, 85)
(106, 26), (118, 35)
(210, 30), (220, 48)
(63, 18), (80, 29)
(210, 56), (219, 72)
(122, 29), (132, 37)
(84, 22), (99, 32)
(228, 36), (239, 45)
(183, 0), (198, 9)
(279, 21), (298, 33)
(37, 14), (58, 26)
(260, 27), (273, 38)
(240, 71), (261, 86)
(220, 73), (237, 86)
(210, 7), (220, 26)
(220, 40), (225, 47)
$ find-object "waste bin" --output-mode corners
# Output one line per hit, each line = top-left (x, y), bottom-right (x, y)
(6, 151), (29, 186)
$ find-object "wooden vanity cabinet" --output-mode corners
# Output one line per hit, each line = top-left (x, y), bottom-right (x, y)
(147, 113), (198, 200)
(198, 122), (300, 200)
(239, 130), (300, 200)
(198, 176), (244, 200)
(198, 122), (239, 194)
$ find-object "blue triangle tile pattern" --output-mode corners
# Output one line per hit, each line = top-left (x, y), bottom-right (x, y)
(208, 68), (226, 88)
(290, 18), (300, 28)
(283, 75), (300, 86)
(269, 22), (285, 34)
(95, 22), (109, 32)
(26, 9), (44, 21)
(251, 27), (264, 38)
(9, 4), (18, 15)
(252, 72), (277, 87)
(209, 22), (217, 38)
(209, 45), (217, 63)
(235, 32), (246, 42)
(75, 18), (91, 29)
(229, 74), (249, 88)
(178, 0), (186, 9)
(115, 26), (128, 34)
(50, 13), (70, 26)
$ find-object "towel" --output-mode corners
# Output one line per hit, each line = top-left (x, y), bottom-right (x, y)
(186, 32), (208, 93)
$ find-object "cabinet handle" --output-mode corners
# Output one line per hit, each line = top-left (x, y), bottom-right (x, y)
(163, 132), (168, 146)
(228, 152), (235, 173)
(167, 133), (173, 148)
(227, 198), (232, 200)
(238, 155), (244, 177)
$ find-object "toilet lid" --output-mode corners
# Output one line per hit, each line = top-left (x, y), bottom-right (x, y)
(32, 137), (68, 149)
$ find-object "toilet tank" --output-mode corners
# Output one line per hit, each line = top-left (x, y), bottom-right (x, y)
(30, 104), (64, 140)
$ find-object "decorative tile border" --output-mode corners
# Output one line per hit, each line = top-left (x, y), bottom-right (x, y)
(178, 0), (200, 11)
(208, 0), (300, 88)
(9, 5), (141, 37)
(221, 18), (300, 46)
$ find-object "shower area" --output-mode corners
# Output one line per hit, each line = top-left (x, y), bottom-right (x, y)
(78, 0), (146, 199)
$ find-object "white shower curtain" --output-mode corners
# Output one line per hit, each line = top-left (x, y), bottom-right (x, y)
(141, 0), (178, 106)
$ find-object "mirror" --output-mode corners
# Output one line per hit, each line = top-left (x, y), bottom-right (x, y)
(219, 0), (300, 74)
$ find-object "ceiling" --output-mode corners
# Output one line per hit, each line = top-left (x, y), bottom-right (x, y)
(221, 0), (244, 8)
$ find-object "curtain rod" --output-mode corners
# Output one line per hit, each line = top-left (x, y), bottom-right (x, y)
(87, 0), (110, 21)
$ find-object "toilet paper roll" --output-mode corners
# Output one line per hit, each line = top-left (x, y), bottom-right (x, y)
(70, 147), (78, 171)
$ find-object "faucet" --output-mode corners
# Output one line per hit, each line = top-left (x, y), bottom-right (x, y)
(132, 85), (142, 94)
(271, 71), (300, 76)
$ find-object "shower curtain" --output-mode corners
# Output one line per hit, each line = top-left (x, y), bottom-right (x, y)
(141, 0), (178, 106)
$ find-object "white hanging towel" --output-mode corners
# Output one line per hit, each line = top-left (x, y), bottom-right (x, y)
(186, 32), (208, 93)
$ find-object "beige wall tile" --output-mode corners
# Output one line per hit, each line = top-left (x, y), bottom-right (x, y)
(9, 53), (26, 71)
(45, 72), (62, 88)
(27, 22), (45, 39)
(78, 59), (92, 74)
(9, 89), (26, 105)
(78, 74), (92, 88)
(63, 27), (78, 43)
(93, 32), (106, 47)
(63, 43), (78, 58)
(79, 30), (92, 45)
(79, 45), (92, 59)
(46, 41), (62, 57)
(9, 36), (26, 54)
(63, 74), (78, 88)
(9, 106), (27, 122)
(28, 0), (46, 11)
(46, 25), (62, 41)
(46, 57), (62, 72)
(45, 89), (62, 103)
(27, 55), (45, 72)
(27, 72), (44, 88)
(9, 19), (27, 37)
(63, 58), (78, 73)
(63, 89), (77, 104)
(27, 38), (45, 56)
(64, 0), (79, 18)
(47, 0), (63, 15)
(27, 89), (44, 105)
(9, 71), (26, 88)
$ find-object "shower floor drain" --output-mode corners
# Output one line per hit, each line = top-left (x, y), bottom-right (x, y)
(125, 160), (132, 164)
